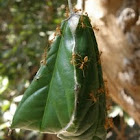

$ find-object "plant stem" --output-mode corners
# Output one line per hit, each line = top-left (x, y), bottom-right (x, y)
(68, 0), (73, 14)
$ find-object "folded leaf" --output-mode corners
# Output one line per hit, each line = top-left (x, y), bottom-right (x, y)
(11, 14), (107, 140)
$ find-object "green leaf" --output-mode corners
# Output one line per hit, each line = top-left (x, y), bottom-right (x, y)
(11, 14), (106, 140)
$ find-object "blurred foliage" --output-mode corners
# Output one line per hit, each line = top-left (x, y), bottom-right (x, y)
(0, 0), (66, 89)
(0, 0), (67, 139)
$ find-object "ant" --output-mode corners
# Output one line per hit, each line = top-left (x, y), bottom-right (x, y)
(78, 55), (89, 77)
(79, 56), (89, 70)
(106, 104), (111, 111)
(65, 7), (69, 18)
(97, 87), (105, 94)
(40, 47), (47, 65)
(89, 93), (97, 103)
(48, 37), (55, 44)
(48, 25), (62, 45)
(54, 25), (62, 36)
(92, 25), (100, 31)
(80, 14), (100, 32)
(73, 8), (82, 13)
(70, 53), (77, 65)
(104, 117), (114, 129)
(80, 15), (86, 28)
(84, 12), (88, 16)
(70, 53), (89, 77)
(103, 79), (110, 96)
(97, 51), (102, 64)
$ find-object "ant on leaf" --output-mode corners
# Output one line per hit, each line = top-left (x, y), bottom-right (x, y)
(48, 25), (62, 45)
(54, 25), (62, 36)
(104, 117), (114, 130)
(65, 7), (69, 18)
(70, 53), (89, 77)
(89, 93), (97, 103)
(40, 47), (47, 65)
(73, 8), (82, 13)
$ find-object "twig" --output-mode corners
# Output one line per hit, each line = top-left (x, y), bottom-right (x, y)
(113, 125), (123, 140)
(120, 117), (126, 138)
(113, 123), (126, 140)
(68, 0), (73, 14)
(82, 0), (85, 11)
